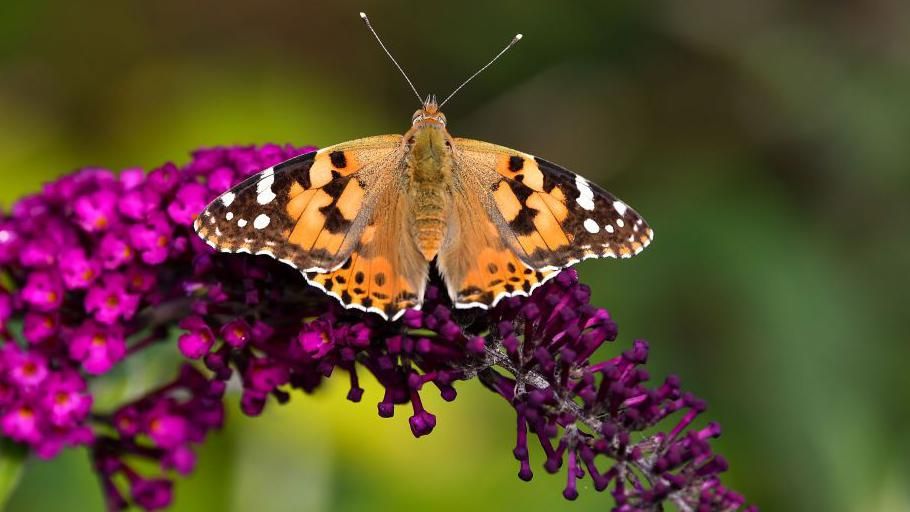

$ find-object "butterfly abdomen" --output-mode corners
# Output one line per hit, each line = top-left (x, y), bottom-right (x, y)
(406, 125), (455, 262)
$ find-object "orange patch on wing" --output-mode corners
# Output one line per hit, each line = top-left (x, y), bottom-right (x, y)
(456, 247), (557, 305)
(492, 182), (522, 222)
(289, 190), (333, 250)
(518, 159), (545, 191)
(514, 227), (551, 256)
(310, 150), (360, 188)
(308, 251), (419, 316)
(335, 180), (365, 220)
(286, 188), (318, 220)
(526, 194), (570, 250)
(312, 230), (346, 257)
(495, 154), (544, 191)
(538, 191), (569, 222)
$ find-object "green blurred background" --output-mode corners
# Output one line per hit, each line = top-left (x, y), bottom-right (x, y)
(2, 1), (909, 510)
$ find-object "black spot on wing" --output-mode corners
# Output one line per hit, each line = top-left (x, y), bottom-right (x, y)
(507, 179), (533, 204)
(329, 151), (347, 169)
(319, 205), (354, 234)
(508, 206), (537, 235)
(317, 176), (355, 234)
(322, 177), (347, 199)
(534, 156), (574, 193)
(508, 155), (524, 172)
(273, 152), (318, 190)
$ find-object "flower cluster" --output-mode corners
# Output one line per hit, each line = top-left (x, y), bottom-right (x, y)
(0, 144), (308, 509)
(0, 144), (754, 511)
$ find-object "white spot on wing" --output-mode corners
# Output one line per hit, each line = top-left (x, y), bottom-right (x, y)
(583, 218), (600, 233)
(226, 212), (234, 221)
(613, 200), (627, 216)
(574, 176), (595, 211)
(256, 167), (277, 205)
(253, 214), (271, 230)
(616, 219), (625, 228)
(605, 224), (615, 233)
(221, 192), (236, 207)
(237, 219), (248, 228)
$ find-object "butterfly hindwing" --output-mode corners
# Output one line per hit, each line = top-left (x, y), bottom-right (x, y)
(437, 191), (558, 309)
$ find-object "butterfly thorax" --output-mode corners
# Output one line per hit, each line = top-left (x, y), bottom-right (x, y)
(406, 106), (453, 262)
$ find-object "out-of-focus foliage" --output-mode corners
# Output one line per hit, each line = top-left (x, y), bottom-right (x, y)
(1, 1), (908, 511)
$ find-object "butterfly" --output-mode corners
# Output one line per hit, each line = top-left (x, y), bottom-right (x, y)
(193, 13), (653, 321)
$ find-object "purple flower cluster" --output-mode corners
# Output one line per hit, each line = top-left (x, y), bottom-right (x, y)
(0, 144), (754, 511)
(93, 365), (223, 510)
(0, 144), (307, 509)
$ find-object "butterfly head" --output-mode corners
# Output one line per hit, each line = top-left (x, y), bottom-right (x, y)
(412, 95), (447, 127)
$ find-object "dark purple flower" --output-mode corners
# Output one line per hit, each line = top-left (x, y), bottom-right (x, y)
(23, 311), (59, 343)
(162, 445), (196, 475)
(69, 322), (127, 374)
(98, 232), (135, 270)
(59, 248), (100, 289)
(74, 189), (120, 232)
(146, 163), (179, 194)
(298, 321), (335, 359)
(146, 411), (189, 450)
(7, 348), (49, 388)
(119, 168), (145, 190)
(1, 404), (40, 442)
(0, 222), (21, 264)
(129, 214), (173, 265)
(177, 316), (215, 359)
(205, 167), (236, 193)
(167, 182), (209, 226)
(118, 189), (161, 221)
(220, 319), (250, 348)
(41, 371), (92, 426)
(21, 271), (63, 311)
(85, 274), (140, 325)
(129, 477), (173, 511)
(19, 238), (57, 268)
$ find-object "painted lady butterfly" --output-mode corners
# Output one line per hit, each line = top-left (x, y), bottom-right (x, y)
(194, 13), (653, 321)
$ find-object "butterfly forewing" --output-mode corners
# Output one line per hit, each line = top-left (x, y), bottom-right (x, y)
(194, 136), (433, 320)
(453, 139), (653, 270)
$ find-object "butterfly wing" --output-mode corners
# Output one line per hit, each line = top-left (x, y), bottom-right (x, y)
(437, 186), (559, 309)
(195, 135), (428, 319)
(304, 187), (428, 320)
(438, 138), (653, 308)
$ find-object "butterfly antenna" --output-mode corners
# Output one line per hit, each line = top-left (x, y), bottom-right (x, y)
(360, 12), (423, 105)
(439, 33), (523, 108)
